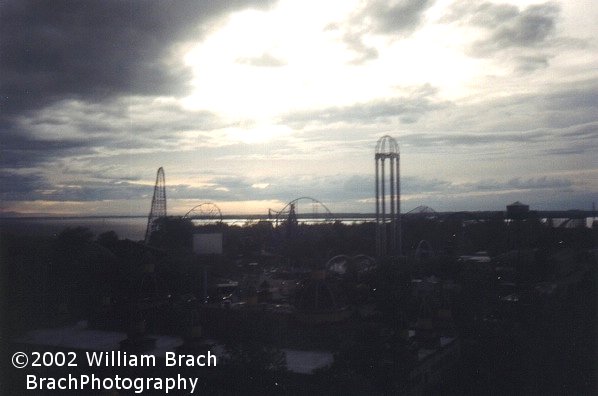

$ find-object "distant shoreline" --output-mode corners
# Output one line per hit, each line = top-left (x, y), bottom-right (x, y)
(2, 209), (597, 221)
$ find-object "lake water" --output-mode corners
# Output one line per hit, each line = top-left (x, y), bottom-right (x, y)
(0, 217), (149, 241)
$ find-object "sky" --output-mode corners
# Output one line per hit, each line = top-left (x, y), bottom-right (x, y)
(1, 0), (597, 217)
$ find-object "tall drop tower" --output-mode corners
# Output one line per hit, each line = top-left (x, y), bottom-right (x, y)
(375, 135), (401, 257)
(144, 167), (167, 244)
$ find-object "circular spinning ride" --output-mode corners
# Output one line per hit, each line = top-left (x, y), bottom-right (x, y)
(325, 254), (377, 275)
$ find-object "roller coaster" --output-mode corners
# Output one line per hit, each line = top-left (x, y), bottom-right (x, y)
(268, 196), (335, 226)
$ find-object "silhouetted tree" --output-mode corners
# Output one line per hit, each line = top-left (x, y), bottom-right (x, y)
(97, 230), (119, 249)
(324, 325), (415, 394)
(52, 227), (116, 318)
(222, 340), (288, 393)
(148, 217), (193, 251)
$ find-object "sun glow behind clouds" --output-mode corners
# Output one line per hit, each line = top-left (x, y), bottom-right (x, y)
(224, 123), (292, 144)
(181, 0), (491, 129)
(182, 0), (360, 119)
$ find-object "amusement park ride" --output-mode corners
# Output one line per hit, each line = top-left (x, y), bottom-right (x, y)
(143, 135), (596, 252)
(267, 197), (335, 226)
(144, 167), (166, 244)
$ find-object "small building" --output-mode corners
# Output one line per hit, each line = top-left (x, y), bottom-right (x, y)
(506, 201), (529, 219)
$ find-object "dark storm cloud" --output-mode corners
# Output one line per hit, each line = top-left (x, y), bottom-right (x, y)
(1, 97), (224, 171)
(0, 175), (151, 202)
(362, 0), (435, 35)
(329, 0), (435, 63)
(0, 0), (275, 202)
(543, 86), (598, 111)
(543, 147), (586, 156)
(472, 177), (573, 192)
(287, 80), (598, 163)
(0, 171), (47, 200)
(452, 81), (598, 132)
(284, 84), (447, 127)
(399, 130), (547, 147)
(445, 1), (559, 48)
(444, 1), (560, 71)
(541, 122), (598, 156)
(0, 129), (98, 168)
(429, 81), (595, 138)
(401, 176), (577, 200)
(562, 123), (598, 139)
(256, 78), (598, 167)
(478, 2), (559, 49)
(46, 181), (148, 202)
(0, 170), (325, 204)
(399, 115), (597, 157)
(0, 172), (233, 202)
(0, 0), (277, 117)
(515, 55), (549, 72)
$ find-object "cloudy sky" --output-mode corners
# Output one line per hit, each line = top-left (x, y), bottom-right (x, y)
(1, 0), (597, 216)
